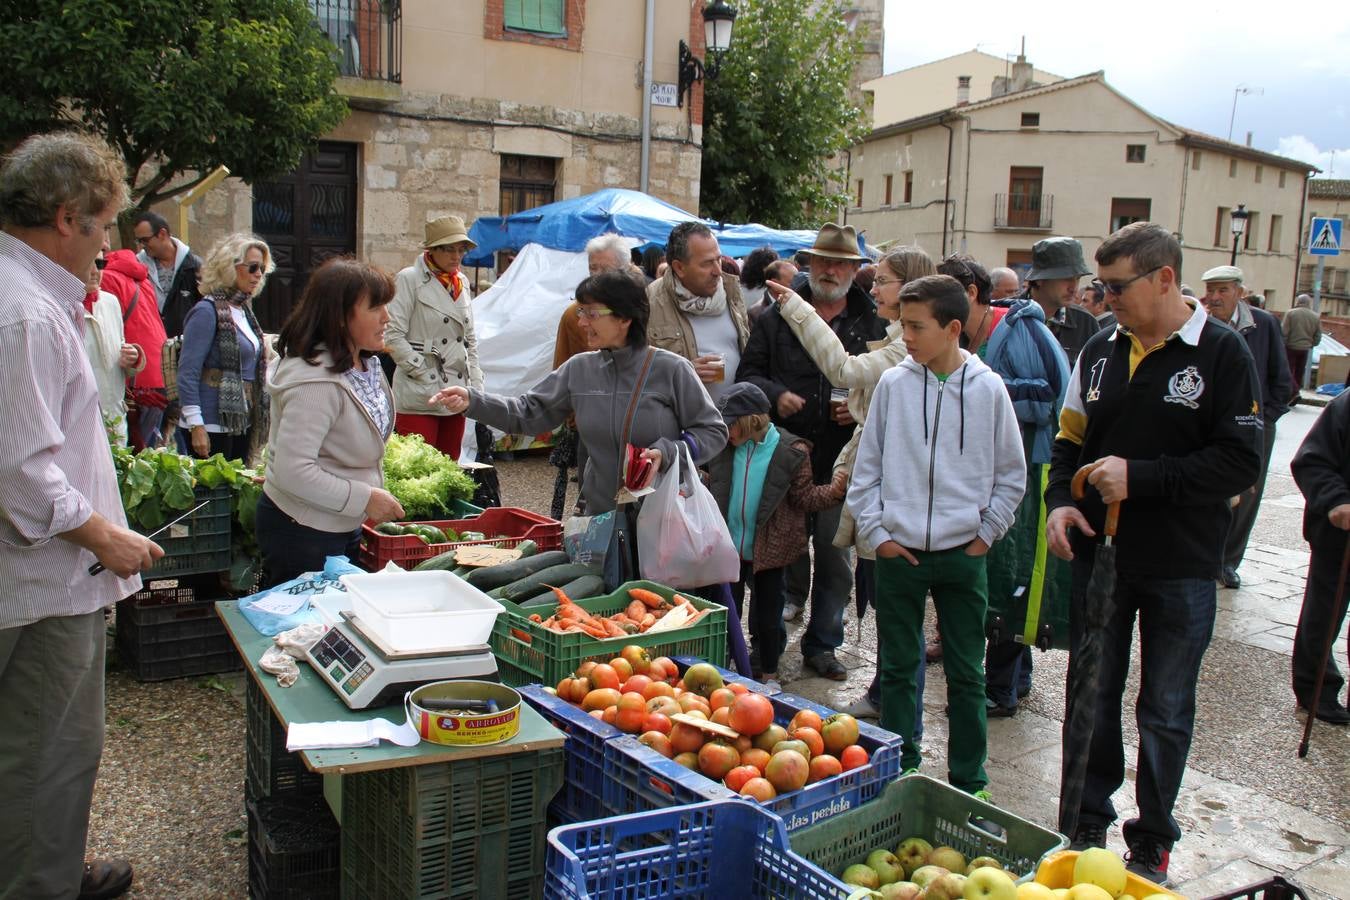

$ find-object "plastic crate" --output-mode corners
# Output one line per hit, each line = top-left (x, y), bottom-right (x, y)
(601, 691), (902, 833)
(1201, 876), (1309, 900)
(448, 498), (485, 518)
(519, 685), (622, 826)
(114, 594), (241, 682)
(545, 799), (847, 899)
(247, 794), (340, 900)
(245, 679), (324, 801)
(340, 746), (564, 899)
(125, 572), (223, 607)
(1034, 850), (1180, 897)
(790, 774), (1068, 885)
(490, 581), (729, 688)
(358, 506), (561, 570)
(139, 485), (233, 577)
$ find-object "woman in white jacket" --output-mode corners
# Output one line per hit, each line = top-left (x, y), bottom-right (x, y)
(82, 256), (144, 445)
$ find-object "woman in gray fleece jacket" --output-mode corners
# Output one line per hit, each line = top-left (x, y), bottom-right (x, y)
(433, 270), (728, 516)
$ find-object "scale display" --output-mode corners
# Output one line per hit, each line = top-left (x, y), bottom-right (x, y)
(310, 628), (375, 697)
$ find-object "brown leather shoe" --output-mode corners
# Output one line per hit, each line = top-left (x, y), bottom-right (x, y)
(79, 859), (133, 900)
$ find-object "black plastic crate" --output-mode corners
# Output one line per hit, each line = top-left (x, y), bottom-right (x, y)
(246, 679), (324, 802)
(126, 572), (223, 607)
(1203, 877), (1310, 900)
(114, 595), (241, 682)
(140, 485), (233, 578)
(248, 794), (340, 900)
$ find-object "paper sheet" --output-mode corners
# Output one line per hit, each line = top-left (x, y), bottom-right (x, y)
(286, 716), (421, 751)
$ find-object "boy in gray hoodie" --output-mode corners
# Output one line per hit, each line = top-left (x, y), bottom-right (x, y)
(847, 274), (1025, 797)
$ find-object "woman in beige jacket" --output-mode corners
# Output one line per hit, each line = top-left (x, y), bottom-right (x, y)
(385, 215), (483, 459)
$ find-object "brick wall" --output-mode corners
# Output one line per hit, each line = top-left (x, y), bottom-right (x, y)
(688, 0), (704, 127)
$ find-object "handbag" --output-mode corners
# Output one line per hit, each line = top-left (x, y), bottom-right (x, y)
(636, 443), (740, 588)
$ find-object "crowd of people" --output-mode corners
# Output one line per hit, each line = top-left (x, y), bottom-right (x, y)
(3, 129), (1349, 900)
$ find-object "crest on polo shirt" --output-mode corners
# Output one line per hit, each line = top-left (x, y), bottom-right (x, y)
(1164, 365), (1204, 409)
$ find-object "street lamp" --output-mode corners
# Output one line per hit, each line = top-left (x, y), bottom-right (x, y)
(1229, 203), (1249, 265)
(678, 0), (738, 108)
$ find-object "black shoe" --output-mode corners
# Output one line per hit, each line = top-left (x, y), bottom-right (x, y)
(1069, 821), (1109, 852)
(79, 860), (133, 900)
(985, 698), (1017, 718)
(804, 651), (847, 681)
(1220, 566), (1241, 588)
(1124, 835), (1171, 887)
(1299, 698), (1350, 725)
(1017, 682), (1033, 700)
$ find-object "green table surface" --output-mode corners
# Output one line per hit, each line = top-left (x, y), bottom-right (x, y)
(216, 600), (564, 775)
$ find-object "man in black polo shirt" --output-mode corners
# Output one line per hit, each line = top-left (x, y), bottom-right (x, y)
(1045, 223), (1261, 885)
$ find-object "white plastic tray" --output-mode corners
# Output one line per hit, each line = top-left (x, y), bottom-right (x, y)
(338, 570), (503, 652)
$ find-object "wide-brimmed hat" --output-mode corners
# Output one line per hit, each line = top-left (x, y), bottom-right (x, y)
(422, 215), (477, 250)
(1201, 264), (1243, 283)
(717, 382), (770, 424)
(805, 223), (866, 262)
(1027, 237), (1092, 282)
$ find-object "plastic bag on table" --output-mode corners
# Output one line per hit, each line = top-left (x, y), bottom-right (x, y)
(237, 556), (362, 636)
(636, 444), (739, 588)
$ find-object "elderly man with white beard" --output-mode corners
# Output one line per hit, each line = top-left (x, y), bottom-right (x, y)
(736, 223), (887, 680)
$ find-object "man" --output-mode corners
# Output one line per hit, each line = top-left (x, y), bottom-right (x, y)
(1047, 222), (1261, 884)
(1203, 264), (1291, 589)
(1282, 293), (1321, 402)
(748, 258), (798, 326)
(1023, 237), (1101, 365)
(989, 266), (1021, 301)
(0, 132), (163, 900)
(738, 223), (887, 680)
(132, 211), (201, 338)
(648, 221), (749, 404)
(1082, 280), (1116, 329)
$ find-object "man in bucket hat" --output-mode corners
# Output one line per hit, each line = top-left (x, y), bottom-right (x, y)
(738, 222), (886, 681)
(1026, 236), (1101, 365)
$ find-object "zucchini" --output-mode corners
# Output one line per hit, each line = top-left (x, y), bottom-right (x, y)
(462, 550), (570, 591)
(498, 563), (601, 604)
(514, 539), (538, 559)
(375, 522), (406, 536)
(413, 548), (459, 572)
(417, 524), (450, 544)
(519, 574), (606, 608)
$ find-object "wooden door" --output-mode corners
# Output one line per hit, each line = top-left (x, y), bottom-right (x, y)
(1007, 166), (1043, 229)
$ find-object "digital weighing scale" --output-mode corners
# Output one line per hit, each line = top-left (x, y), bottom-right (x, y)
(305, 604), (498, 710)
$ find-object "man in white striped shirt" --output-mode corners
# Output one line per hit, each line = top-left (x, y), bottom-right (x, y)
(0, 132), (163, 900)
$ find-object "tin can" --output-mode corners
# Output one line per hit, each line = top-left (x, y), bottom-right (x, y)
(406, 680), (522, 746)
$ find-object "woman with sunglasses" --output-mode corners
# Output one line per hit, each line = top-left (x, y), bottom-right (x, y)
(177, 232), (274, 462)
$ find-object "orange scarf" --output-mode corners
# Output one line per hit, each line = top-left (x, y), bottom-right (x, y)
(424, 252), (464, 300)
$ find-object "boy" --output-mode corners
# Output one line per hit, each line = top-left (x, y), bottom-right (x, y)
(847, 274), (1026, 797)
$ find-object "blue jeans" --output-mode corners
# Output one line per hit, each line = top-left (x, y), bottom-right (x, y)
(985, 641), (1033, 708)
(787, 505), (854, 659)
(1071, 562), (1216, 848)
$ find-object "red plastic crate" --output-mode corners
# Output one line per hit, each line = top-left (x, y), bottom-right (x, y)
(358, 506), (561, 570)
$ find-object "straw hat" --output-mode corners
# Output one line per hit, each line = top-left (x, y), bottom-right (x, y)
(805, 223), (866, 262)
(422, 215), (476, 250)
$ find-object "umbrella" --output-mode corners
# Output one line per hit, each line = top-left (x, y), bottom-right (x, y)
(1058, 461), (1120, 838)
(1297, 535), (1350, 758)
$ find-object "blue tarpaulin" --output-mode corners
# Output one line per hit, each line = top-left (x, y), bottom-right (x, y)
(464, 188), (843, 266)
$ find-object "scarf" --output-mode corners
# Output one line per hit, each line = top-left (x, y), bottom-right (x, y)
(728, 423), (781, 561)
(210, 288), (268, 435)
(671, 270), (727, 317)
(423, 251), (465, 300)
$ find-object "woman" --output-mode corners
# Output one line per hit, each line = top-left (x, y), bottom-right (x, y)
(82, 255), (144, 445)
(739, 245), (780, 321)
(939, 254), (1004, 357)
(385, 215), (482, 460)
(178, 233), (273, 462)
(258, 258), (405, 585)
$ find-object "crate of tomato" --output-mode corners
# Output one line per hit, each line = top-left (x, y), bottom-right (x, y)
(358, 506), (561, 570)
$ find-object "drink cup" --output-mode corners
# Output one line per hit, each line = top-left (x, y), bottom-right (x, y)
(705, 353), (726, 383)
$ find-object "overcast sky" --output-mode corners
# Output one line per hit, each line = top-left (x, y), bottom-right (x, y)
(882, 0), (1350, 177)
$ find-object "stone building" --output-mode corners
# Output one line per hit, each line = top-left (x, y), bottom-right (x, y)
(1300, 179), (1350, 316)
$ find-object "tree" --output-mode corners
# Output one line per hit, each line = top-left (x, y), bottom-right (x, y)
(0, 0), (348, 225)
(699, 0), (867, 229)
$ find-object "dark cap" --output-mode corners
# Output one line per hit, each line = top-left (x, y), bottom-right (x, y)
(717, 382), (770, 424)
(1027, 237), (1092, 282)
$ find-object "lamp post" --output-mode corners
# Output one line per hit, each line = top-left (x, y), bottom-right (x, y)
(1229, 203), (1249, 266)
(677, 0), (737, 108)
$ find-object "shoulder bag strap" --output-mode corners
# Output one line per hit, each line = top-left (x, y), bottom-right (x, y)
(122, 285), (140, 323)
(619, 348), (657, 450)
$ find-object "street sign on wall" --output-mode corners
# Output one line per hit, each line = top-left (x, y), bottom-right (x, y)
(651, 83), (678, 108)
(1309, 216), (1342, 256)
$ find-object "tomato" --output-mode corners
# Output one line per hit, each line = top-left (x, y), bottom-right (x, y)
(615, 692), (648, 733)
(728, 694), (774, 736)
(588, 663), (621, 692)
(724, 764), (760, 793)
(839, 744), (869, 771)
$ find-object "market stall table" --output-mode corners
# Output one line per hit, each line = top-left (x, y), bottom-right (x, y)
(217, 599), (567, 899)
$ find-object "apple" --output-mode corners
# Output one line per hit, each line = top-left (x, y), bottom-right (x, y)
(866, 848), (905, 886)
(924, 872), (966, 900)
(879, 882), (922, 900)
(910, 865), (947, 890)
(928, 846), (967, 875)
(1064, 885), (1112, 900)
(842, 863), (881, 890)
(967, 857), (1003, 875)
(1015, 885), (1056, 900)
(895, 836), (934, 877)
(1050, 891), (1070, 899)
(963, 865), (1017, 900)
(1072, 848), (1127, 898)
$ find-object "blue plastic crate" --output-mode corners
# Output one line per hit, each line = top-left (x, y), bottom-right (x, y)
(671, 656), (782, 695)
(519, 684), (622, 825)
(602, 691), (902, 832)
(545, 799), (847, 899)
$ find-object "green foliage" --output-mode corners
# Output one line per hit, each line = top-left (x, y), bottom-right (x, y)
(0, 0), (348, 212)
(699, 0), (867, 229)
(383, 433), (478, 520)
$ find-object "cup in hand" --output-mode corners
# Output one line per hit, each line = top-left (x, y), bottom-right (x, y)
(703, 352), (726, 384)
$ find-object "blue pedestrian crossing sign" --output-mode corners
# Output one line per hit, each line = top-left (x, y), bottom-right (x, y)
(1309, 217), (1342, 256)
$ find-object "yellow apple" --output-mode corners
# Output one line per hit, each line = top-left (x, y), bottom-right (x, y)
(1016, 884), (1056, 900)
(1072, 848), (1127, 897)
(1066, 885), (1114, 900)
(963, 866), (1017, 900)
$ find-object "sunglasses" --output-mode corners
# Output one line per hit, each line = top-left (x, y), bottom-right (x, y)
(236, 261), (265, 275)
(94, 257), (107, 270)
(1101, 266), (1160, 296)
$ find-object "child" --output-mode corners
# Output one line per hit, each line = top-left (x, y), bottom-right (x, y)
(846, 274), (1026, 798)
(707, 382), (846, 681)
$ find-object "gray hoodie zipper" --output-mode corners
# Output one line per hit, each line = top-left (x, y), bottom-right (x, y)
(925, 376), (946, 551)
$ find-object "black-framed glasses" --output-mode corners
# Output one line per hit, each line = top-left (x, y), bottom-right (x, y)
(1101, 266), (1161, 296)
(236, 261), (265, 275)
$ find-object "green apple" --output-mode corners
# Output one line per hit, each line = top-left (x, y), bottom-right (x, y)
(842, 863), (881, 889)
(1015, 885), (1056, 900)
(928, 846), (967, 875)
(963, 866), (1017, 900)
(1064, 885), (1113, 900)
(910, 865), (947, 890)
(967, 856), (1003, 875)
(867, 848), (905, 885)
(1072, 848), (1127, 898)
(895, 836), (934, 877)
(878, 882), (922, 900)
(924, 872), (967, 900)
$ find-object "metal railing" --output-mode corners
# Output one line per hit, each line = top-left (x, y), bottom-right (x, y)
(311, 0), (402, 83)
(994, 192), (1053, 230)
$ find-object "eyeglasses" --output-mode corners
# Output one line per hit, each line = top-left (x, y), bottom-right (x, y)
(94, 257), (107, 270)
(873, 275), (903, 287)
(575, 307), (614, 320)
(236, 261), (265, 275)
(1101, 266), (1161, 296)
(134, 235), (153, 246)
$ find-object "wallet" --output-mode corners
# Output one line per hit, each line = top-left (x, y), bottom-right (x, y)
(624, 443), (654, 490)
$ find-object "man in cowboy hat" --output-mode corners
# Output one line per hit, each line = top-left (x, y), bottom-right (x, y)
(1202, 263), (1291, 588)
(738, 222), (886, 681)
(1025, 236), (1101, 365)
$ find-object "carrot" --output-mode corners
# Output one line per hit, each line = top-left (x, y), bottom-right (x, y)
(542, 584), (573, 604)
(529, 613), (543, 623)
(629, 588), (665, 609)
(581, 622), (610, 639)
(640, 613), (656, 630)
(625, 599), (647, 621)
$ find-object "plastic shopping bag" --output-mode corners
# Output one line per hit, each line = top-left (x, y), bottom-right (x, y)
(636, 444), (740, 588)
(238, 556), (361, 636)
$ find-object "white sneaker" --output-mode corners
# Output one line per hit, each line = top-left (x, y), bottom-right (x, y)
(841, 695), (879, 719)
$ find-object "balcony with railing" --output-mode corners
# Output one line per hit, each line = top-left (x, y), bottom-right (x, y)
(994, 192), (1054, 230)
(312, 0), (402, 89)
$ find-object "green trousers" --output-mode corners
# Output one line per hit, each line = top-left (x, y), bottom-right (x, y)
(876, 547), (989, 792)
